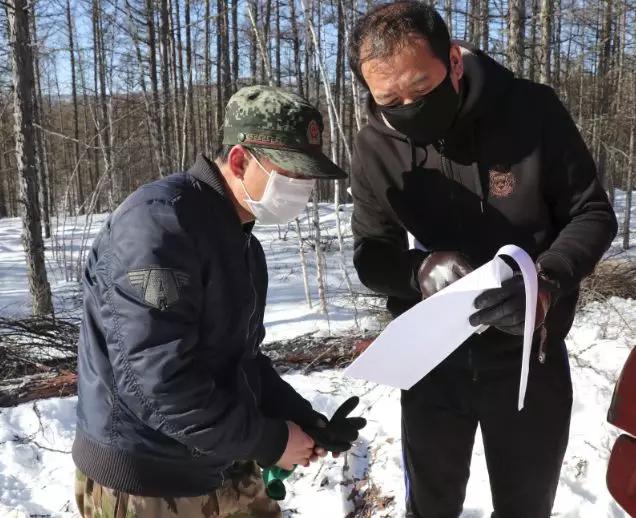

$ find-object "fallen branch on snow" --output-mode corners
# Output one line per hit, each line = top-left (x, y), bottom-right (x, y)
(0, 371), (77, 407)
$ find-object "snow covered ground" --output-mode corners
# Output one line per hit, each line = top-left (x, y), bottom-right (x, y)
(0, 193), (635, 517)
(608, 190), (636, 261)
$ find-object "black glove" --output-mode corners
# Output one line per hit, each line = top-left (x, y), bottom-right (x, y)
(417, 251), (473, 300)
(303, 397), (367, 453)
(469, 274), (556, 335)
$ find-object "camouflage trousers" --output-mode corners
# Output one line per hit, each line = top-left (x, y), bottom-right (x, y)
(74, 462), (282, 518)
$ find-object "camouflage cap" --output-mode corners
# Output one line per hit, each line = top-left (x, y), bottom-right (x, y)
(223, 86), (347, 180)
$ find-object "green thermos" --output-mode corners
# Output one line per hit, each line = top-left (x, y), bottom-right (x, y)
(262, 466), (295, 501)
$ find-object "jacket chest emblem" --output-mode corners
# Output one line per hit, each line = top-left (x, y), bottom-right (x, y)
(489, 168), (516, 199)
(127, 268), (190, 310)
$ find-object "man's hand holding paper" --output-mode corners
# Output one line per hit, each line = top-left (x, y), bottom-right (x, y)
(345, 245), (538, 409)
(469, 267), (559, 336)
(417, 251), (474, 300)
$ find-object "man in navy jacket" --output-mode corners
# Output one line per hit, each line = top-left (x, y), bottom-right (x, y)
(73, 86), (360, 517)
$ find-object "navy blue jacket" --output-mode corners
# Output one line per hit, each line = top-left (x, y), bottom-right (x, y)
(73, 155), (317, 497)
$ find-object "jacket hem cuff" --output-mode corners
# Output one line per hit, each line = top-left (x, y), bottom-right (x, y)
(537, 250), (576, 291)
(287, 402), (325, 429)
(72, 429), (226, 497)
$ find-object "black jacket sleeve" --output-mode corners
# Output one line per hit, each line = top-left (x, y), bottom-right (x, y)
(256, 352), (322, 427)
(105, 200), (287, 466)
(537, 87), (618, 292)
(351, 138), (427, 300)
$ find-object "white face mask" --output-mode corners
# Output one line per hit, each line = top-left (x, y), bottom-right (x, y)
(241, 154), (315, 225)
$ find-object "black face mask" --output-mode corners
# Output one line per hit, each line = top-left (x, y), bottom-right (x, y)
(379, 72), (460, 145)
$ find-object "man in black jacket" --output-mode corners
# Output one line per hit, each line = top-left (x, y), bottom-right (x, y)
(73, 86), (365, 517)
(348, 2), (617, 517)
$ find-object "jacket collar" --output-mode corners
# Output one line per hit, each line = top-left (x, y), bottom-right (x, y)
(188, 154), (228, 198)
(187, 153), (256, 234)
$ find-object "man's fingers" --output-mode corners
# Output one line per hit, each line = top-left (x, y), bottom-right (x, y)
(470, 307), (524, 327)
(474, 287), (515, 310)
(277, 461), (294, 471)
(303, 446), (315, 457)
(347, 417), (367, 430)
(314, 448), (328, 457)
(315, 415), (329, 428)
(332, 396), (360, 422)
(474, 278), (523, 310)
(452, 260), (473, 278)
(501, 275), (523, 288)
(470, 295), (525, 326)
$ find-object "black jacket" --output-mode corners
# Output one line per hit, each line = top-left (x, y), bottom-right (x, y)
(73, 155), (317, 497)
(351, 45), (617, 369)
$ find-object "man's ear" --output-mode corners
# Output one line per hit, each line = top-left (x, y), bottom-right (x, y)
(227, 145), (251, 180)
(449, 45), (464, 82)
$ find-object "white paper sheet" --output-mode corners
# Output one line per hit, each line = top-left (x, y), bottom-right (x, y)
(345, 245), (537, 410)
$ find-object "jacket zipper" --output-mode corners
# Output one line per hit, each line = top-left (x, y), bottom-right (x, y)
(438, 139), (465, 248)
(245, 234), (258, 356)
(241, 233), (260, 409)
(241, 366), (258, 407)
(439, 139), (479, 379)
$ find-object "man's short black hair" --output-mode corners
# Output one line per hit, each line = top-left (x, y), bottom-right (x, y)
(215, 144), (261, 163)
(215, 145), (234, 163)
(348, 2), (451, 89)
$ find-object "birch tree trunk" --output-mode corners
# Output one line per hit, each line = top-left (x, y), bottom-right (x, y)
(203, 0), (212, 154)
(624, 128), (634, 251)
(538, 0), (553, 84)
(467, 0), (477, 45)
(168, 0), (182, 169)
(247, 3), (274, 85)
(231, 0), (239, 93)
(553, 0), (562, 93)
(295, 218), (313, 309)
(480, 0), (489, 51)
(0, 146), (7, 218)
(289, 0), (304, 97)
(249, 0), (258, 81)
(275, 0), (281, 87)
(171, 0), (184, 168)
(508, 0), (525, 76)
(221, 1), (231, 104)
(146, 0), (167, 175)
(445, 0), (453, 35)
(126, 0), (164, 179)
(623, 74), (635, 250)
(66, 0), (83, 214)
(185, 0), (196, 162)
(160, 0), (172, 169)
(311, 194), (328, 315)
(9, 0), (54, 316)
(597, 0), (614, 193)
(94, 0), (114, 206)
(528, 0), (539, 80)
(30, 9), (51, 237)
(300, 0), (352, 164)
